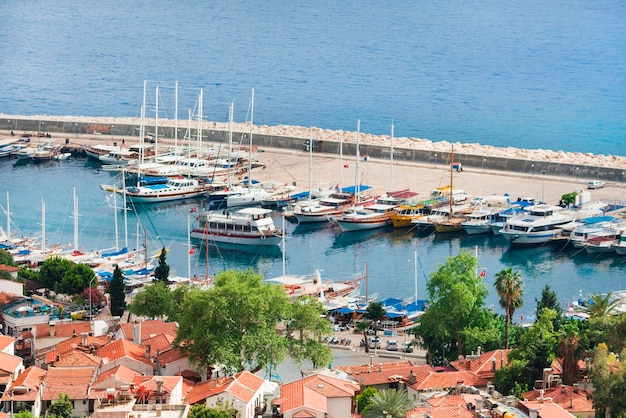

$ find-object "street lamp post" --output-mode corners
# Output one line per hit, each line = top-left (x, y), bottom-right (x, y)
(433, 153), (437, 166)
(541, 170), (546, 202)
(576, 167), (579, 183)
(482, 158), (486, 173)
(111, 125), (115, 139)
(75, 123), (78, 138)
(531, 163), (535, 177)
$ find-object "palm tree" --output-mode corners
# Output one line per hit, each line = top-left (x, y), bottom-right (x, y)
(585, 292), (620, 319)
(363, 389), (413, 418)
(494, 268), (524, 349)
(556, 323), (581, 385)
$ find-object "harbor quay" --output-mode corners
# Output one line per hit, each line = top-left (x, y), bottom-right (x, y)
(2, 115), (626, 185)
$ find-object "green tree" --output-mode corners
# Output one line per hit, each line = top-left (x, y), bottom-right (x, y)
(356, 386), (379, 414)
(587, 315), (626, 355)
(506, 309), (559, 391)
(589, 343), (626, 418)
(188, 402), (235, 418)
(109, 265), (127, 317)
(494, 359), (530, 397)
(38, 256), (73, 289)
(0, 249), (16, 266)
(560, 191), (577, 207)
(55, 263), (94, 296)
(14, 411), (35, 418)
(47, 393), (73, 418)
(364, 301), (386, 336)
(362, 389), (413, 418)
(153, 246), (170, 285)
(494, 267), (524, 349)
(555, 322), (583, 385)
(129, 281), (172, 319)
(285, 296), (333, 368)
(585, 292), (620, 319)
(166, 283), (191, 323)
(535, 284), (562, 329)
(174, 269), (291, 374)
(417, 251), (488, 363)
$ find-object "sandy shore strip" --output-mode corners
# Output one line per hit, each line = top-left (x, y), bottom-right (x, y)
(2, 113), (626, 169)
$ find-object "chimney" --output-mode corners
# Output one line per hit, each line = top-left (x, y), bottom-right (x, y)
(49, 323), (56, 337)
(529, 409), (538, 418)
(72, 329), (77, 337)
(408, 370), (417, 385)
(156, 379), (163, 394)
(80, 332), (88, 347)
(573, 383), (579, 393)
(491, 358), (496, 373)
(145, 344), (151, 359)
(133, 321), (141, 345)
(477, 346), (482, 356)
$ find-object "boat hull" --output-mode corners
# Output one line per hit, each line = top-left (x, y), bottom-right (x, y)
(336, 218), (391, 232)
(126, 191), (208, 203)
(190, 229), (282, 246)
(499, 230), (562, 245)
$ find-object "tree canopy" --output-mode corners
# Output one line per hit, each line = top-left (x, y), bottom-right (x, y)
(174, 269), (332, 374)
(109, 265), (127, 317)
(494, 267), (524, 348)
(417, 250), (491, 363)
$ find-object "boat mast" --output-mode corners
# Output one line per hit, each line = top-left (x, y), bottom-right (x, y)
(354, 119), (361, 207)
(390, 121), (394, 192)
(41, 197), (46, 255)
(339, 131), (343, 190)
(308, 127), (313, 206)
(449, 145), (454, 218)
(227, 102), (234, 188)
(73, 187), (79, 251)
(174, 81), (179, 150)
(113, 184), (119, 251)
(187, 214), (191, 280)
(249, 88), (254, 185)
(155, 85), (159, 158)
(6, 192), (10, 241)
(281, 215), (286, 276)
(414, 250), (418, 303)
(197, 89), (203, 161)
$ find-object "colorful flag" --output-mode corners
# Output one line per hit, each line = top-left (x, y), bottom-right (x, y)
(189, 207), (197, 213)
(343, 164), (349, 168)
(480, 269), (486, 277)
(189, 248), (196, 254)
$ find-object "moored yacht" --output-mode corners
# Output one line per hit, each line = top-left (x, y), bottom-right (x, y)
(499, 204), (574, 245)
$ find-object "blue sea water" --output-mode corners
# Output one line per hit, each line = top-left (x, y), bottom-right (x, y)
(1, 1), (625, 156)
(1, 2), (625, 322)
(1, 159), (625, 322)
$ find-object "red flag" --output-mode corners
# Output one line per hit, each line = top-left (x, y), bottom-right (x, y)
(189, 207), (197, 213)
(343, 164), (349, 168)
(480, 269), (486, 277)
(189, 248), (196, 254)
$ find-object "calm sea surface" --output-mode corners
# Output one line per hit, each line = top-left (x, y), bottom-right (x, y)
(1, 159), (625, 321)
(1, 2), (625, 322)
(1, 1), (625, 156)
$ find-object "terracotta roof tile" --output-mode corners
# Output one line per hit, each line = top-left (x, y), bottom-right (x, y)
(53, 351), (102, 367)
(0, 366), (46, 402)
(42, 367), (96, 401)
(92, 364), (142, 387)
(522, 385), (594, 413)
(184, 371), (265, 405)
(0, 335), (15, 351)
(36, 321), (91, 338)
(96, 338), (152, 365)
(156, 347), (185, 366)
(338, 361), (434, 386)
(275, 374), (360, 414)
(45, 335), (108, 364)
(0, 351), (22, 373)
(409, 370), (487, 391)
(120, 320), (178, 343)
(449, 349), (512, 379)
(142, 333), (175, 354)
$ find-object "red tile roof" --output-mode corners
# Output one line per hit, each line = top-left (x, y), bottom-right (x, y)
(409, 369), (487, 391)
(449, 349), (512, 379)
(184, 371), (266, 405)
(0, 366), (46, 402)
(91, 364), (142, 387)
(36, 321), (91, 338)
(521, 385), (594, 414)
(0, 335), (15, 351)
(96, 338), (152, 365)
(45, 335), (108, 364)
(338, 361), (433, 386)
(274, 374), (360, 414)
(142, 332), (175, 354)
(156, 347), (186, 366)
(41, 367), (96, 401)
(0, 351), (22, 374)
(120, 319), (178, 343)
(53, 351), (102, 367)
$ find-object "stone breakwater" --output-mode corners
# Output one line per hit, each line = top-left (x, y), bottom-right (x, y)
(2, 114), (625, 182)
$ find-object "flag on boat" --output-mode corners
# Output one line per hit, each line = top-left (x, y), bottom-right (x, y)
(480, 269), (487, 277)
(189, 247), (196, 254)
(343, 164), (349, 168)
(189, 207), (197, 213)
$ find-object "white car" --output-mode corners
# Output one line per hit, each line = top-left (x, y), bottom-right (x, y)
(386, 340), (398, 351)
(587, 180), (605, 189)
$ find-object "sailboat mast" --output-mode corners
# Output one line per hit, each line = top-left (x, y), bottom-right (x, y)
(227, 103), (234, 187)
(122, 171), (128, 253)
(414, 250), (418, 303)
(197, 89), (203, 155)
(249, 88), (254, 184)
(41, 197), (45, 255)
(6, 192), (10, 240)
(73, 188), (78, 251)
(339, 133), (343, 190)
(187, 214), (191, 280)
(113, 185), (119, 251)
(308, 127), (313, 206)
(449, 145), (454, 217)
(281, 216), (286, 276)
(390, 121), (394, 192)
(354, 120), (361, 206)
(155, 85), (159, 157)
(174, 81), (179, 149)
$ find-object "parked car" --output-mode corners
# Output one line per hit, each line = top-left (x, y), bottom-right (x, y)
(587, 180), (605, 189)
(368, 336), (381, 349)
(386, 340), (398, 351)
(402, 342), (414, 353)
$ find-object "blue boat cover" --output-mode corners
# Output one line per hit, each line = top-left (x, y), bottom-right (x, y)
(341, 185), (372, 194)
(101, 247), (129, 258)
